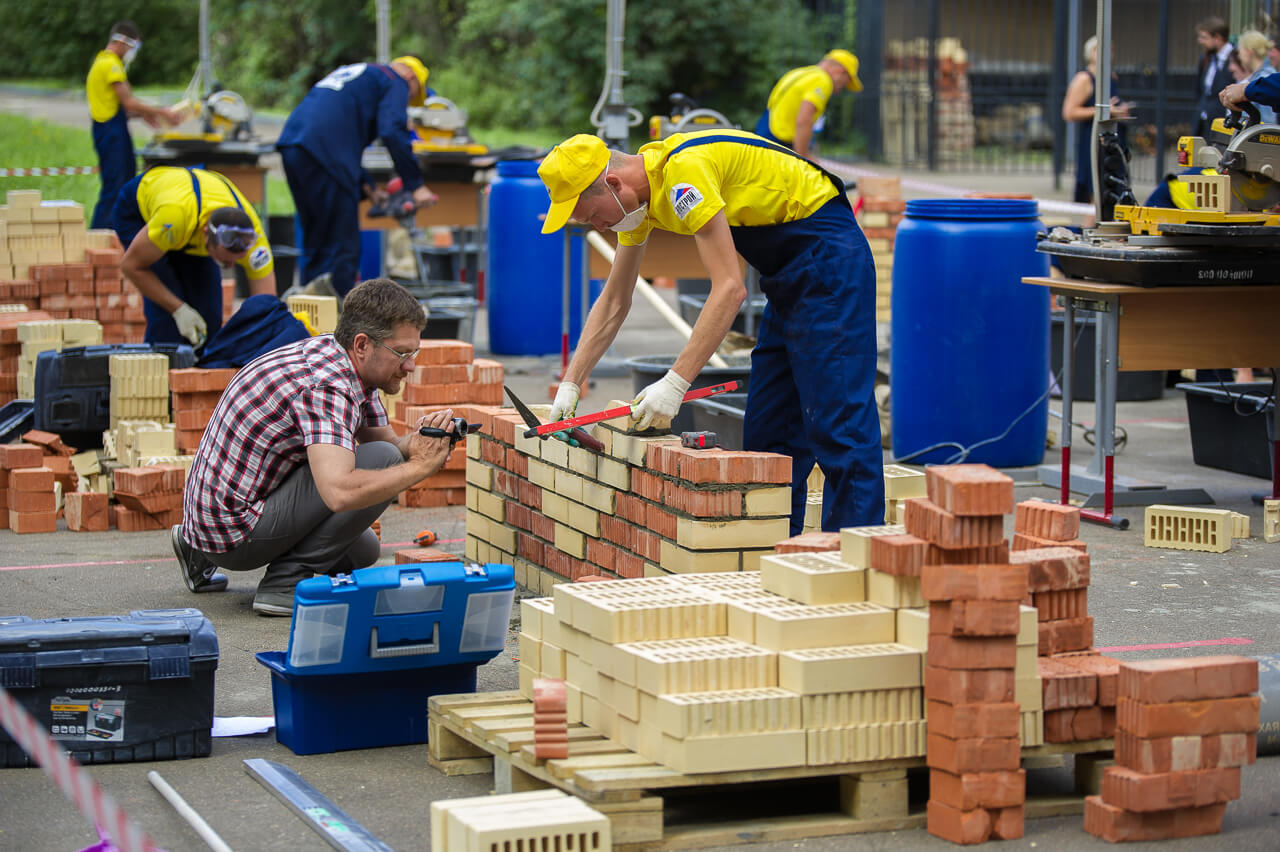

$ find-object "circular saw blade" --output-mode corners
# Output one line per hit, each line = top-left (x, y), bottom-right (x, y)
(1229, 171), (1280, 211)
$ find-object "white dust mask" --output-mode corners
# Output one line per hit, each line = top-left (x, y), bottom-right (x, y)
(607, 186), (647, 232)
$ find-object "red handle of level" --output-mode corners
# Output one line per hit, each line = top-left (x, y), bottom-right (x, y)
(527, 380), (739, 437)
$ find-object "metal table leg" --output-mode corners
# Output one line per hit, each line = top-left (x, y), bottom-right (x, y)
(1060, 300), (1075, 506)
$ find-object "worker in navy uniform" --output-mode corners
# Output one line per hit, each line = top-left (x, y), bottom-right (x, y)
(115, 166), (276, 346)
(85, 21), (180, 230)
(276, 57), (438, 300)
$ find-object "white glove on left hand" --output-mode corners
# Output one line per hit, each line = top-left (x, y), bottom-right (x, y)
(172, 302), (208, 347)
(631, 369), (690, 432)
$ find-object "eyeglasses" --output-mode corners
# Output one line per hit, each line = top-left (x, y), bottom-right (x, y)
(209, 224), (257, 253)
(377, 341), (419, 365)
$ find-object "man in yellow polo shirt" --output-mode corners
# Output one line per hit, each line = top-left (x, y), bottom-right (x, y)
(539, 130), (884, 534)
(754, 49), (863, 160)
(114, 166), (276, 346)
(85, 21), (180, 229)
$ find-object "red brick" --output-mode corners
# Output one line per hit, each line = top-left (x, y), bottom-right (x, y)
(646, 502), (678, 540)
(928, 600), (1021, 637)
(414, 470), (466, 489)
(926, 733), (1021, 773)
(1038, 616), (1093, 655)
(531, 512), (556, 543)
(9, 466), (54, 492)
(927, 634), (1018, 671)
(903, 498), (1004, 548)
(1012, 532), (1087, 552)
(411, 363), (471, 384)
(1114, 731), (1257, 773)
(675, 449), (791, 485)
(515, 532), (543, 565)
(114, 489), (182, 514)
(506, 502), (533, 532)
(665, 482), (742, 518)
(9, 509), (57, 533)
(505, 447), (528, 478)
(921, 563), (1027, 602)
(1100, 766), (1241, 813)
(398, 488), (466, 507)
(0, 309), (53, 344)
(632, 527), (662, 562)
(925, 666), (1015, 704)
(1118, 656), (1259, 704)
(1116, 695), (1259, 738)
(172, 407), (214, 431)
(1014, 500), (1081, 541)
(458, 405), (503, 434)
(926, 799), (991, 845)
(469, 358), (504, 385)
(926, 702), (1021, 740)
(646, 442), (683, 476)
(86, 247), (124, 266)
(1038, 656), (1099, 710)
(586, 538), (617, 573)
(171, 390), (224, 410)
(614, 550), (644, 578)
(0, 443), (43, 469)
(480, 439), (505, 467)
(925, 464), (1014, 516)
(925, 541), (1010, 565)
(1043, 705), (1114, 742)
(615, 493), (647, 525)
(65, 492), (109, 532)
(1083, 795), (1226, 842)
(774, 531), (841, 553)
(21, 429), (72, 455)
(869, 533), (928, 576)
(393, 548), (462, 564)
(928, 769), (1025, 811)
(493, 470), (521, 500)
(168, 368), (238, 393)
(113, 466), (166, 494)
(989, 804), (1024, 840)
(9, 490), (55, 513)
(631, 470), (664, 502)
(415, 340), (474, 365)
(1030, 588), (1088, 621)
(1055, 654), (1119, 706)
(1008, 546), (1090, 591)
(518, 479), (542, 511)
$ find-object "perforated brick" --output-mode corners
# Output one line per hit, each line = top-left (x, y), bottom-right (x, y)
(1043, 705), (1114, 743)
(925, 701), (1021, 740)
(839, 523), (906, 568)
(779, 642), (922, 694)
(926, 634), (1018, 670)
(617, 636), (777, 695)
(1038, 615), (1094, 655)
(869, 533), (928, 576)
(759, 552), (865, 605)
(1143, 505), (1233, 553)
(1038, 656), (1099, 710)
(801, 687), (924, 727)
(903, 499), (1004, 548)
(806, 719), (927, 764)
(655, 688), (802, 738)
(928, 600), (1021, 637)
(1014, 500), (1081, 541)
(1116, 695), (1260, 738)
(925, 464), (1014, 516)
(1100, 766), (1240, 813)
(755, 602), (896, 651)
(661, 729), (807, 773)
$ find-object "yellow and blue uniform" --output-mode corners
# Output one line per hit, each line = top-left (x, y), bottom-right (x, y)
(86, 49), (136, 230)
(754, 66), (835, 146)
(621, 129), (884, 531)
(113, 166), (273, 345)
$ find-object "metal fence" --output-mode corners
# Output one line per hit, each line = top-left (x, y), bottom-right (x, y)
(803, 0), (1280, 185)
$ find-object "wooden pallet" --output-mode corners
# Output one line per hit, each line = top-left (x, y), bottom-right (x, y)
(428, 691), (1113, 850)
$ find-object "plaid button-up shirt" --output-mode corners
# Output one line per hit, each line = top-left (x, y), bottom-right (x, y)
(182, 335), (389, 553)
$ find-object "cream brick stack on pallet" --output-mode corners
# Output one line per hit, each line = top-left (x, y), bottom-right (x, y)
(15, 318), (102, 399)
(109, 353), (169, 427)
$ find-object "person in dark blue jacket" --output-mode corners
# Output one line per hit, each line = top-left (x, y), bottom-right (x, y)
(1220, 70), (1280, 115)
(276, 57), (438, 298)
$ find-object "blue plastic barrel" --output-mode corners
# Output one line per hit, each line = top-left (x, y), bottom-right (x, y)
(890, 199), (1049, 467)
(487, 160), (587, 355)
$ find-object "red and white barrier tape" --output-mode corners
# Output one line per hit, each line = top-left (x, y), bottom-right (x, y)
(0, 685), (159, 852)
(0, 166), (99, 177)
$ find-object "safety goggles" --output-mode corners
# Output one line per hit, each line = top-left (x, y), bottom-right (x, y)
(112, 34), (140, 50)
(209, 224), (257, 253)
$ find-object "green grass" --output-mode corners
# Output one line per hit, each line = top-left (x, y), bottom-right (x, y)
(0, 113), (101, 209)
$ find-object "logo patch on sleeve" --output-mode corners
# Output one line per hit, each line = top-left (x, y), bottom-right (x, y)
(670, 183), (704, 220)
(249, 246), (271, 271)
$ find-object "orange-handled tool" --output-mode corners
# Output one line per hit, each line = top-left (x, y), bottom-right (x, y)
(524, 381), (739, 438)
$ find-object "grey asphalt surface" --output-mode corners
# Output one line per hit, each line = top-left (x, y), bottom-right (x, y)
(1, 87), (1276, 851)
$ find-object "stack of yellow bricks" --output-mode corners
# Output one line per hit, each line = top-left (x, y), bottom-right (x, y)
(514, 464), (1044, 776)
(108, 353), (170, 426)
(14, 318), (103, 398)
(0, 190), (86, 280)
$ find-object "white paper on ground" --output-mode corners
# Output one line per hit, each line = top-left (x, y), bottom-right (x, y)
(212, 716), (275, 737)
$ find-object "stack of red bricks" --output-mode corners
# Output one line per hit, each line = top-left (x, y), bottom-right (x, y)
(532, 678), (570, 759)
(0, 442), (58, 533)
(111, 464), (186, 532)
(21, 429), (77, 492)
(914, 465), (1026, 844)
(20, 235), (142, 342)
(1085, 656), (1259, 842)
(0, 305), (54, 405)
(392, 340), (503, 508)
(169, 368), (240, 454)
(1012, 499), (1087, 551)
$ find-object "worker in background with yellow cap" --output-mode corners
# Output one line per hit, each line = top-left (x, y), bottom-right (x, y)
(539, 130), (884, 535)
(276, 56), (438, 300)
(754, 49), (863, 160)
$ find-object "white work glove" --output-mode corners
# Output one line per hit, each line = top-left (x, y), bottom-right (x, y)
(631, 369), (690, 432)
(548, 381), (580, 444)
(172, 302), (208, 347)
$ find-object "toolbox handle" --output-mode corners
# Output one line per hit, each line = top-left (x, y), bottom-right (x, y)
(368, 623), (439, 659)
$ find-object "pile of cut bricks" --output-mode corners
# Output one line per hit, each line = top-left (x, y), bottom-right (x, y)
(0, 190), (142, 341)
(110, 464), (186, 532)
(855, 176), (904, 326)
(169, 368), (239, 454)
(1085, 656), (1259, 842)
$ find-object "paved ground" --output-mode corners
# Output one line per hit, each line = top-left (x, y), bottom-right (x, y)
(1, 88), (1276, 851)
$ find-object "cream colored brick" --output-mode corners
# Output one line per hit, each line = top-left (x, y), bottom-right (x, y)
(865, 569), (925, 609)
(465, 460), (493, 490)
(518, 632), (542, 668)
(740, 549), (774, 573)
(806, 719), (927, 764)
(1018, 605), (1038, 646)
(803, 494), (822, 530)
(554, 467), (584, 503)
(754, 602), (896, 651)
(444, 796), (609, 852)
(1231, 512), (1250, 539)
(606, 643), (637, 686)
(1015, 676), (1043, 710)
(1015, 643), (1037, 677)
(644, 562), (669, 577)
(1143, 504), (1233, 553)
(656, 688), (802, 739)
(541, 435), (570, 468)
(465, 510), (490, 541)
(430, 788), (566, 852)
(839, 524), (906, 568)
(802, 687), (924, 727)
(607, 430), (634, 463)
(566, 501), (601, 537)
(565, 683), (583, 725)
(553, 523), (586, 558)
(465, 485), (479, 511)
(541, 490), (570, 525)
(465, 534), (479, 561)
(527, 458), (556, 490)
(895, 608), (930, 650)
(596, 455), (630, 490)
(744, 486), (791, 516)
(662, 730), (806, 773)
(575, 592), (727, 644)
(520, 597), (555, 639)
(476, 489), (505, 522)
(1266, 499), (1280, 542)
(466, 432), (482, 459)
(720, 591), (793, 643)
(659, 539), (739, 573)
(1020, 709), (1044, 746)
(882, 464), (926, 499)
(616, 715), (640, 750)
(760, 552), (866, 605)
(567, 445), (598, 478)
(611, 678), (640, 720)
(518, 662), (537, 698)
(676, 571), (765, 591)
(580, 480), (616, 514)
(617, 636), (777, 695)
(779, 643), (923, 695)
(489, 522), (517, 555)
(565, 650), (598, 697)
(677, 516), (790, 551)
(540, 642), (566, 678)
(514, 429), (542, 458)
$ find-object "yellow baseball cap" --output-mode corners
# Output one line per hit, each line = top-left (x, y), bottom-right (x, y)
(538, 134), (610, 234)
(393, 55), (430, 106)
(825, 49), (863, 92)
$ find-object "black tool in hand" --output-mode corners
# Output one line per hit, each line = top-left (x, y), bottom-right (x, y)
(366, 176), (417, 225)
(503, 385), (605, 453)
(419, 416), (482, 449)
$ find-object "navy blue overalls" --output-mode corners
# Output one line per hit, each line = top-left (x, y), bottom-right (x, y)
(276, 63), (424, 296)
(114, 168), (238, 346)
(91, 106), (137, 230)
(668, 134), (885, 534)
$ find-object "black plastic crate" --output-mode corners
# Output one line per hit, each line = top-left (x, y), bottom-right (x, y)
(1177, 381), (1275, 479)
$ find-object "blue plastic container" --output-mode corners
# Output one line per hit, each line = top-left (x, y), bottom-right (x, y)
(890, 199), (1049, 467)
(487, 160), (587, 354)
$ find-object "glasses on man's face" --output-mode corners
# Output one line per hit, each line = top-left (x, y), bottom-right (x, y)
(377, 341), (419, 365)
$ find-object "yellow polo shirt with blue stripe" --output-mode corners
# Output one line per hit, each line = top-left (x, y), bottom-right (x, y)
(137, 168), (274, 280)
(765, 66), (835, 143)
(616, 129), (839, 248)
(86, 50), (127, 123)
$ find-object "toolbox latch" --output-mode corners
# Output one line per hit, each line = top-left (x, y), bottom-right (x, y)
(148, 644), (192, 679)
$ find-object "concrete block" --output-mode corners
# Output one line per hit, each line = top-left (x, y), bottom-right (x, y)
(806, 719), (927, 764)
(840, 769), (910, 819)
(779, 642), (923, 694)
(801, 687), (924, 727)
(1143, 504), (1233, 553)
(754, 602), (896, 651)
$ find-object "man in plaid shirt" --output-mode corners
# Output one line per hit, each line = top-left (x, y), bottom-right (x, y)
(172, 277), (458, 615)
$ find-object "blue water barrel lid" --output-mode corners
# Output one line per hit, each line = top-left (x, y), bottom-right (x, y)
(905, 198), (1039, 220)
(496, 159), (542, 178)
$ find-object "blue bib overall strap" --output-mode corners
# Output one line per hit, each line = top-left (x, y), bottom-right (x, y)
(665, 133), (884, 533)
